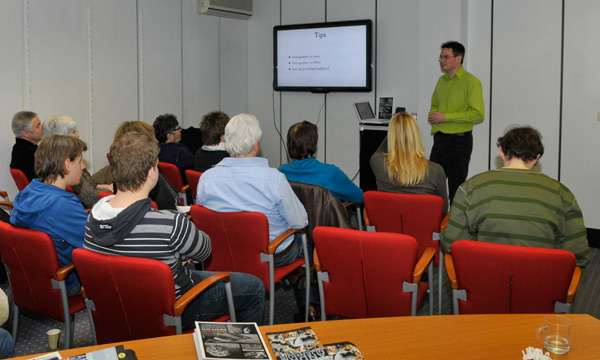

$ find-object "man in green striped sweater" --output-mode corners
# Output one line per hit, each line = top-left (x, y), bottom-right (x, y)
(442, 126), (590, 267)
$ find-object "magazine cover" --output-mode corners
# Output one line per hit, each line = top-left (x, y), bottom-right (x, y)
(378, 97), (393, 119)
(265, 327), (331, 360)
(194, 322), (272, 360)
(323, 342), (365, 359)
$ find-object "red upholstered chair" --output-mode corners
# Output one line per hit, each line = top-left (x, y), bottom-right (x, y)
(190, 204), (310, 325)
(185, 169), (203, 203)
(98, 192), (158, 209)
(313, 226), (434, 320)
(157, 162), (190, 206)
(72, 249), (235, 345)
(445, 240), (581, 315)
(0, 221), (86, 349)
(363, 191), (445, 315)
(9, 168), (30, 191)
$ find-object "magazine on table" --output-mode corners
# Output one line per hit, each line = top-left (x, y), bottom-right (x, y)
(265, 327), (364, 360)
(193, 322), (272, 360)
(27, 345), (137, 360)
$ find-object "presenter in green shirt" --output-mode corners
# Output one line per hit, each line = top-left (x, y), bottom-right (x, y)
(428, 41), (484, 202)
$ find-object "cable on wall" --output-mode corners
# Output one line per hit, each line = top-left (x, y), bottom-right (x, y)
(557, 0), (565, 181)
(488, 0), (494, 171)
(87, 5), (96, 172)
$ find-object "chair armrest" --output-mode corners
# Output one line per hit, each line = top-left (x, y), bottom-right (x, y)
(174, 272), (231, 317)
(81, 286), (88, 300)
(566, 266), (581, 303)
(0, 201), (13, 209)
(56, 263), (76, 281)
(313, 248), (321, 272)
(267, 228), (305, 255)
(362, 208), (370, 226)
(180, 184), (190, 194)
(440, 212), (449, 232)
(0, 191), (8, 199)
(445, 253), (458, 290)
(412, 247), (436, 283)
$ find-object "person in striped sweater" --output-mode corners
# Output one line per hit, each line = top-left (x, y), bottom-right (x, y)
(442, 126), (590, 267)
(84, 131), (265, 329)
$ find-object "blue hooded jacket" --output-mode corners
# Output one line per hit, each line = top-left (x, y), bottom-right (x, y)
(10, 179), (88, 290)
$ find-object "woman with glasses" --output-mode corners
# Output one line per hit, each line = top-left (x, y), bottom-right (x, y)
(153, 113), (195, 178)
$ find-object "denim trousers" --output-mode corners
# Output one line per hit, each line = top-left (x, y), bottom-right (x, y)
(0, 328), (13, 358)
(274, 233), (320, 311)
(181, 270), (265, 329)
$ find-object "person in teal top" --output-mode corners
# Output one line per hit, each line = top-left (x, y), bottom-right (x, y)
(428, 41), (484, 202)
(279, 121), (363, 204)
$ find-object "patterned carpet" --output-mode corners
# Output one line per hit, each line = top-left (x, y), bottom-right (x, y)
(3, 247), (599, 358)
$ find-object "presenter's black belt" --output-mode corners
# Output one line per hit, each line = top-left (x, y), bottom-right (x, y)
(435, 131), (472, 137)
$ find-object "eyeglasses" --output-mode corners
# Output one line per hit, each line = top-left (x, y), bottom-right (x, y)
(168, 126), (182, 133)
(438, 55), (456, 61)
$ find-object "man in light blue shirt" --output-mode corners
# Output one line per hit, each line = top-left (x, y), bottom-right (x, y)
(197, 113), (315, 320)
(197, 113), (307, 254)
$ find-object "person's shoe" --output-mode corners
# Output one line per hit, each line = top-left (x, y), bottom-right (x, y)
(294, 305), (319, 323)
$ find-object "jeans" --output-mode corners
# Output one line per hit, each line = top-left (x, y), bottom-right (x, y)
(181, 270), (265, 329)
(0, 328), (14, 358)
(430, 131), (473, 202)
(274, 233), (320, 311)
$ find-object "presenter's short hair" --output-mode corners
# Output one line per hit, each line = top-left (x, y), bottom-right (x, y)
(201, 111), (230, 146)
(43, 115), (77, 136)
(110, 132), (160, 192)
(35, 135), (87, 183)
(224, 114), (262, 157)
(12, 111), (38, 137)
(496, 126), (544, 163)
(287, 121), (318, 160)
(441, 41), (465, 63)
(153, 113), (179, 143)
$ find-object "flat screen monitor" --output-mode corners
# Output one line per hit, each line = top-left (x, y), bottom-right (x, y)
(273, 19), (373, 93)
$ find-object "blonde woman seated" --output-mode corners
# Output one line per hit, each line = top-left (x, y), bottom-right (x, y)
(370, 112), (448, 213)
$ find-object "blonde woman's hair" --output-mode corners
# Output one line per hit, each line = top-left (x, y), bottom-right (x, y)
(384, 112), (429, 186)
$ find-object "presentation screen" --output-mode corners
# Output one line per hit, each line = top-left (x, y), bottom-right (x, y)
(273, 19), (372, 93)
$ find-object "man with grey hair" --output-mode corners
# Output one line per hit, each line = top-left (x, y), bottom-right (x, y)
(10, 111), (44, 181)
(197, 113), (318, 320)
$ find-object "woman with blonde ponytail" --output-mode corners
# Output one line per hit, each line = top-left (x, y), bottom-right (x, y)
(370, 112), (448, 212)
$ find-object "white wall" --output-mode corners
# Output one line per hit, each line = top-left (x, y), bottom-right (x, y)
(0, 0), (248, 199)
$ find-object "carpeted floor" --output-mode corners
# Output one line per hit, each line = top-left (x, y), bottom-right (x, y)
(3, 247), (599, 358)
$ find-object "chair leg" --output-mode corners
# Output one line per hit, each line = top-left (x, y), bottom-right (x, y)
(65, 313), (74, 349)
(11, 305), (18, 344)
(305, 264), (310, 322)
(438, 250), (444, 315)
(428, 262), (433, 315)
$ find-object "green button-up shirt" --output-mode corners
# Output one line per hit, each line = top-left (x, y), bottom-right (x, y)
(429, 66), (485, 134)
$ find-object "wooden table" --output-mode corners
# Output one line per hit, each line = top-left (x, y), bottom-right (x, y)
(12, 314), (600, 359)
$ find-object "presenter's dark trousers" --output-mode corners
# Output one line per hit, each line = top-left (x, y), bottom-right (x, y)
(430, 131), (473, 203)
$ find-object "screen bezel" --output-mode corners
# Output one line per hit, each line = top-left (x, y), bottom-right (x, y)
(273, 19), (373, 93)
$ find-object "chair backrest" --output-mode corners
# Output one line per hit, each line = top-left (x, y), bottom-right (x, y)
(158, 162), (185, 190)
(10, 168), (30, 191)
(189, 205), (272, 289)
(363, 191), (444, 266)
(313, 226), (423, 318)
(185, 170), (203, 202)
(0, 221), (67, 321)
(72, 248), (178, 344)
(289, 181), (351, 244)
(450, 240), (577, 314)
